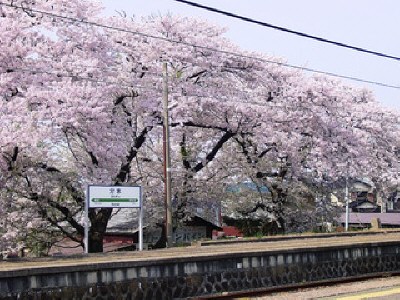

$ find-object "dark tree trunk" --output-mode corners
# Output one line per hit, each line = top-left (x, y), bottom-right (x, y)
(88, 207), (112, 253)
(153, 224), (167, 249)
(88, 230), (104, 253)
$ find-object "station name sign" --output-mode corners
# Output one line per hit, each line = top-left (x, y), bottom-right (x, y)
(88, 185), (141, 208)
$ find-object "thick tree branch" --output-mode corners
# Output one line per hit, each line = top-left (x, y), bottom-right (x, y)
(235, 137), (254, 164)
(170, 120), (229, 132)
(28, 192), (83, 245)
(35, 163), (84, 204)
(114, 126), (152, 184)
(193, 130), (235, 173)
(180, 133), (192, 170)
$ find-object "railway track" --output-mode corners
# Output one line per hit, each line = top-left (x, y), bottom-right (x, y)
(196, 273), (400, 299)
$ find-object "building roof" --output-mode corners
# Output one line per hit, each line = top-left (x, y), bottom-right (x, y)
(49, 238), (133, 256)
(338, 213), (400, 226)
(349, 199), (376, 208)
(106, 198), (222, 233)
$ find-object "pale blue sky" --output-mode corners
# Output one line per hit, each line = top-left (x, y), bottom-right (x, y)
(101, 0), (400, 109)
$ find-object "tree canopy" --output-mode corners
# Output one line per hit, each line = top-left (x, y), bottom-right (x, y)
(1, 0), (399, 253)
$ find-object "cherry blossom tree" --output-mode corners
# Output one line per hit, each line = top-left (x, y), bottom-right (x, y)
(1, 0), (399, 255)
(0, 2), (281, 252)
(223, 78), (400, 232)
(0, 0), (122, 253)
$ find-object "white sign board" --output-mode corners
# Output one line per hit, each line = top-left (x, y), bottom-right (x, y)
(88, 185), (141, 208)
(85, 185), (144, 253)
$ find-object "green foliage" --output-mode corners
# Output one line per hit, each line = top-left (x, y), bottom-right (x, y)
(23, 229), (60, 257)
(254, 231), (264, 238)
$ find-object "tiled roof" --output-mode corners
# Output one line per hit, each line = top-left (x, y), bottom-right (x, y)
(106, 199), (222, 232)
(49, 238), (133, 255)
(338, 212), (400, 225)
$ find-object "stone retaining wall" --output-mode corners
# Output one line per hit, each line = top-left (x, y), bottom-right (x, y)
(2, 242), (400, 299)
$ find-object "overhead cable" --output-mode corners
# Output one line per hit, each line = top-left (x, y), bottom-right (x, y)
(3, 64), (392, 114)
(0, 64), (161, 91)
(173, 0), (400, 62)
(0, 1), (399, 90)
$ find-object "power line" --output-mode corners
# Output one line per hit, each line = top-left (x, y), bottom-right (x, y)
(176, 57), (400, 90)
(170, 89), (388, 114)
(2, 64), (392, 116)
(1, 58), (398, 108)
(35, 59), (162, 77)
(1, 64), (286, 106)
(173, 0), (400, 62)
(0, 64), (161, 91)
(1, 1), (399, 90)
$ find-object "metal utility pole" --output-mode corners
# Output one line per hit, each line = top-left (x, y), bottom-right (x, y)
(162, 62), (173, 247)
(345, 177), (349, 231)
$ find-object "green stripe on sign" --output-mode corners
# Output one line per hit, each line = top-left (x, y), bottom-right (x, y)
(92, 198), (138, 202)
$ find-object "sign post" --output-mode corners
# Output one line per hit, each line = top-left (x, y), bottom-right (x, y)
(85, 185), (143, 253)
